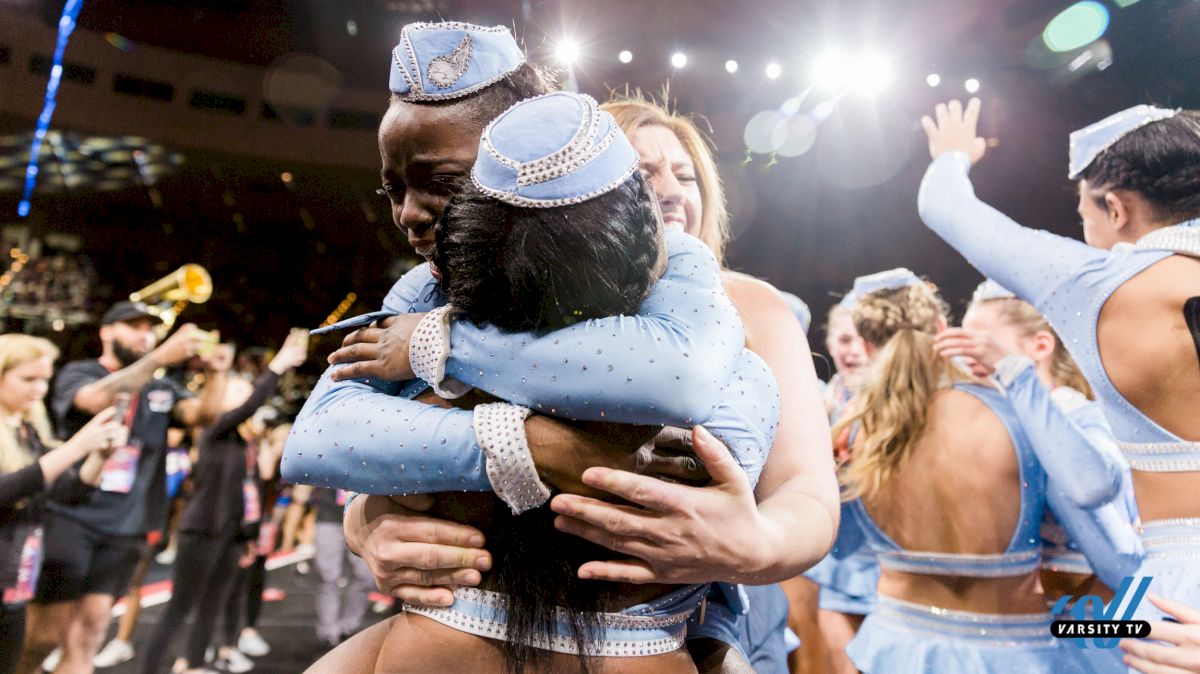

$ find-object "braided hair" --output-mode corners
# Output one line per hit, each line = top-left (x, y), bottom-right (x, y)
(1079, 110), (1200, 224)
(834, 283), (971, 499)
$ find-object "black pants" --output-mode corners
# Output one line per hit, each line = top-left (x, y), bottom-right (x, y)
(0, 603), (25, 674)
(138, 531), (241, 674)
(224, 554), (266, 636)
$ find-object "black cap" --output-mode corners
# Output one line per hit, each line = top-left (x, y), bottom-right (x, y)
(101, 301), (163, 326)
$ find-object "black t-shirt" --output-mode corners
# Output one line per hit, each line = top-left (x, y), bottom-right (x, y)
(49, 359), (191, 536)
(313, 488), (346, 524)
(180, 371), (279, 539)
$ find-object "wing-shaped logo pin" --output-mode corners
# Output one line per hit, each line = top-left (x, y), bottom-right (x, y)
(426, 35), (474, 89)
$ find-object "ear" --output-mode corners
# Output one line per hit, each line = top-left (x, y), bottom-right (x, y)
(1028, 330), (1057, 363)
(1104, 191), (1133, 232)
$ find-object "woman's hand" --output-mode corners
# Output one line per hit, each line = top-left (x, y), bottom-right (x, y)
(328, 314), (423, 382)
(268, 330), (308, 374)
(933, 327), (1013, 377)
(921, 98), (987, 164)
(1121, 595), (1200, 673)
(343, 493), (491, 607)
(549, 426), (777, 585)
(67, 407), (128, 457)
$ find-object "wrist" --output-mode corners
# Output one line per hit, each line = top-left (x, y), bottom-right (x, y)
(267, 360), (287, 375)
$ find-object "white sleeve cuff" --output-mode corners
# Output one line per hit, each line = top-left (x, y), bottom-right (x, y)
(474, 402), (551, 514)
(992, 354), (1035, 389)
(408, 306), (471, 399)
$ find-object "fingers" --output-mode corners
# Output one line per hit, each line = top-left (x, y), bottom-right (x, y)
(341, 327), (382, 348)
(934, 102), (949, 128)
(575, 559), (659, 584)
(1149, 594), (1200, 626)
(551, 495), (664, 541)
(380, 566), (481, 588)
(689, 426), (744, 485)
(328, 360), (384, 382)
(948, 99), (964, 123)
(1145, 620), (1199, 646)
(642, 451), (709, 484)
(92, 406), (118, 424)
(329, 342), (380, 365)
(374, 541), (491, 573)
(552, 513), (659, 559)
(389, 515), (486, 548)
(1121, 638), (1200, 673)
(920, 115), (937, 138)
(964, 97), (982, 128)
(392, 585), (456, 608)
(574, 468), (685, 513)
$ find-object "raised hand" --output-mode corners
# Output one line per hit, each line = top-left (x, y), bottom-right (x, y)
(921, 98), (987, 165)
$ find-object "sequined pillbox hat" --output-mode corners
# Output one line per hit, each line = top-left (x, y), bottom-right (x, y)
(389, 22), (525, 101)
(1068, 104), (1179, 179)
(839, 268), (925, 309)
(471, 91), (640, 208)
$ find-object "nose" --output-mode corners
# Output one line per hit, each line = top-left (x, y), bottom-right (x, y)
(396, 192), (436, 241)
(652, 170), (684, 211)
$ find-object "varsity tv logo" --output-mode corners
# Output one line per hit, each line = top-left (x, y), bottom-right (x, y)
(1050, 576), (1153, 648)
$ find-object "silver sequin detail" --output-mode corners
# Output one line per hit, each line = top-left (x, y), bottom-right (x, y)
(409, 306), (470, 399)
(393, 22), (523, 102)
(426, 35), (473, 88)
(1118, 440), (1200, 473)
(474, 402), (550, 514)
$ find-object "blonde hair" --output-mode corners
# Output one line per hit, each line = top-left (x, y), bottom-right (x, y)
(0, 334), (59, 474)
(835, 284), (969, 499)
(602, 92), (731, 266)
(971, 297), (1094, 399)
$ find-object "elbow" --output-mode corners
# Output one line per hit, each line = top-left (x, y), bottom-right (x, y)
(1064, 469), (1124, 510)
(662, 369), (723, 424)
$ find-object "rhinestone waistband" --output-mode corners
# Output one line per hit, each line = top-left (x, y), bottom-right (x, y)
(403, 585), (703, 658)
(872, 595), (1056, 643)
(1119, 441), (1200, 473)
(878, 548), (1041, 578)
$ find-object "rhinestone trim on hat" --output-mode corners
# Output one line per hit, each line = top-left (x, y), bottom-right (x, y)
(472, 92), (640, 208)
(1068, 105), (1179, 179)
(392, 22), (524, 102)
(475, 402), (550, 514)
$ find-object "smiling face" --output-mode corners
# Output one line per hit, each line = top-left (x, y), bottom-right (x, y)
(378, 101), (484, 276)
(628, 124), (703, 237)
(826, 308), (868, 388)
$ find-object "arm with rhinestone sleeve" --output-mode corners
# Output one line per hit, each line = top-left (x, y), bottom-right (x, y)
(998, 364), (1145, 586)
(437, 230), (745, 426)
(918, 152), (1109, 307)
(282, 267), (491, 496)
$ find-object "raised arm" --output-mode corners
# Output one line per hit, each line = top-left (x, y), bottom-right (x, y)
(439, 231), (744, 426)
(918, 99), (1108, 306)
(993, 355), (1125, 509)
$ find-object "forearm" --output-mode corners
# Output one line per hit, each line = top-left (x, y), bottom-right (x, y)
(190, 369), (228, 427)
(0, 463), (46, 508)
(442, 232), (744, 426)
(746, 479), (840, 583)
(282, 365), (491, 494)
(73, 355), (162, 414)
(35, 442), (87, 487)
(996, 356), (1124, 508)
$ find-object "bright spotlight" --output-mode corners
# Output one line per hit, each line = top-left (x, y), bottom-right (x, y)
(926, 73), (941, 87)
(555, 38), (581, 66)
(811, 51), (846, 90)
(671, 52), (687, 68)
(765, 62), (782, 79)
(965, 78), (981, 93)
(725, 59), (739, 73)
(618, 50), (633, 64)
(854, 52), (893, 94)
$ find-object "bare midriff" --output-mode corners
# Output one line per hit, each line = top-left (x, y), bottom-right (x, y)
(1130, 471), (1200, 522)
(877, 568), (1048, 615)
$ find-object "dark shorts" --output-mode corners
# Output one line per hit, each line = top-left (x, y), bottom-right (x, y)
(33, 511), (145, 603)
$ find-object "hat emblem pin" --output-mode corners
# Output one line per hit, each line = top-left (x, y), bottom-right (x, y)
(427, 35), (473, 89)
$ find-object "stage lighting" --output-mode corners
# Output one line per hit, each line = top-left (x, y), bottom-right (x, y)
(811, 51), (846, 90)
(854, 52), (893, 94)
(555, 39), (581, 66)
(965, 78), (981, 93)
(1044, 1), (1110, 52)
(765, 62), (782, 79)
(812, 50), (894, 95)
(671, 52), (688, 68)
(618, 50), (633, 64)
(926, 73), (941, 87)
(725, 59), (739, 73)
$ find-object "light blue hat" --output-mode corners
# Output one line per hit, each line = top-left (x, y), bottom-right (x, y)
(971, 279), (1017, 304)
(389, 22), (525, 101)
(1068, 104), (1179, 179)
(779, 291), (812, 334)
(838, 268), (924, 309)
(471, 92), (639, 208)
